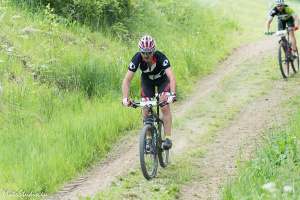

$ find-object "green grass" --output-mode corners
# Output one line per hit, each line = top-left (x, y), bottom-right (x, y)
(1, 0), (294, 198)
(0, 0), (239, 197)
(0, 78), (140, 193)
(222, 96), (300, 200)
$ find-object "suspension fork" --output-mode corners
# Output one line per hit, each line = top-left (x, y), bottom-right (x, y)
(156, 95), (160, 121)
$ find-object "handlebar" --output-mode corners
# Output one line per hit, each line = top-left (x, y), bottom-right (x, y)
(131, 100), (157, 108)
(129, 92), (176, 108)
(130, 99), (171, 108)
(266, 27), (298, 36)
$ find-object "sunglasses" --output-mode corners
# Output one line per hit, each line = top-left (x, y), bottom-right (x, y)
(276, 5), (284, 8)
(141, 51), (154, 56)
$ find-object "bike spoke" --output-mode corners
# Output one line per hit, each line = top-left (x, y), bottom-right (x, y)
(144, 139), (157, 177)
(145, 154), (155, 169)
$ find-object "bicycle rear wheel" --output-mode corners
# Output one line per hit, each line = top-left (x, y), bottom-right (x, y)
(157, 121), (169, 168)
(291, 49), (299, 73)
(279, 43), (290, 79)
(139, 124), (158, 180)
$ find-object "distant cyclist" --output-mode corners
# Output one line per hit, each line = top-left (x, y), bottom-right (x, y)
(266, 0), (299, 56)
(121, 35), (176, 150)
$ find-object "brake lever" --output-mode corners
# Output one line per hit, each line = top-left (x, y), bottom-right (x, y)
(158, 101), (168, 107)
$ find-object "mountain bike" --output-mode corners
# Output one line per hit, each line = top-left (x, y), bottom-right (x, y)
(277, 27), (299, 78)
(131, 94), (171, 180)
(267, 26), (299, 79)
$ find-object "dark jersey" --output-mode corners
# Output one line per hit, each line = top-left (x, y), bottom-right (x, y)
(128, 51), (171, 80)
(269, 5), (295, 20)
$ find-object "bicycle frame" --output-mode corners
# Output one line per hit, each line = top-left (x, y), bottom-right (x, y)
(276, 20), (293, 49)
(131, 93), (172, 179)
(267, 20), (299, 78)
(132, 94), (168, 152)
(132, 93), (170, 125)
(276, 25), (294, 57)
(142, 96), (161, 126)
(274, 25), (300, 78)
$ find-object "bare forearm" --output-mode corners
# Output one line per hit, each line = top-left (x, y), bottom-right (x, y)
(169, 78), (176, 94)
(122, 79), (130, 98)
(122, 71), (134, 99)
(165, 68), (176, 94)
(267, 20), (272, 31)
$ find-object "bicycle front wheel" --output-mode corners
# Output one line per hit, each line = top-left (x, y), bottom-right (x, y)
(279, 44), (290, 79)
(139, 124), (158, 180)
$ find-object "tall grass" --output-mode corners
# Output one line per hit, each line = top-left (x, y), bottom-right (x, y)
(0, 76), (140, 194)
(0, 0), (238, 196)
(222, 97), (300, 199)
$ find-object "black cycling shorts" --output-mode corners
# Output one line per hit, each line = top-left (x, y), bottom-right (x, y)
(141, 75), (170, 98)
(278, 17), (295, 30)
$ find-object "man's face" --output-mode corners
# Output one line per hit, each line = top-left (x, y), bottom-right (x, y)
(277, 4), (284, 11)
(141, 51), (154, 62)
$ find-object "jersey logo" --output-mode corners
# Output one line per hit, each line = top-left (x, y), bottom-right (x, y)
(129, 62), (136, 70)
(163, 59), (169, 67)
(143, 63), (157, 73)
(269, 10), (276, 16)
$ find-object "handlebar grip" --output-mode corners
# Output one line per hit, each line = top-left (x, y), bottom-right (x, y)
(130, 101), (138, 108)
(265, 32), (275, 35)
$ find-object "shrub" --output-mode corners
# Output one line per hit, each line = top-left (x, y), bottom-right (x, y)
(10, 0), (132, 29)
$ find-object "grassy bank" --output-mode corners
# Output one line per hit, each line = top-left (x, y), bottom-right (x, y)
(223, 94), (300, 199)
(0, 0), (237, 197)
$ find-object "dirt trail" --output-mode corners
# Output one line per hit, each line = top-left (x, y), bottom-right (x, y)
(179, 80), (300, 200)
(47, 37), (280, 200)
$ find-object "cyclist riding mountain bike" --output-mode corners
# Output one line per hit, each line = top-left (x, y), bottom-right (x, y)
(122, 35), (176, 150)
(266, 0), (299, 56)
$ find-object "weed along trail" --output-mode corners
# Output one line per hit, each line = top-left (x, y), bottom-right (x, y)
(46, 36), (295, 200)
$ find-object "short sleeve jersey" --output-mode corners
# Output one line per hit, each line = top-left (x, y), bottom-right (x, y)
(128, 51), (171, 80)
(269, 5), (295, 20)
